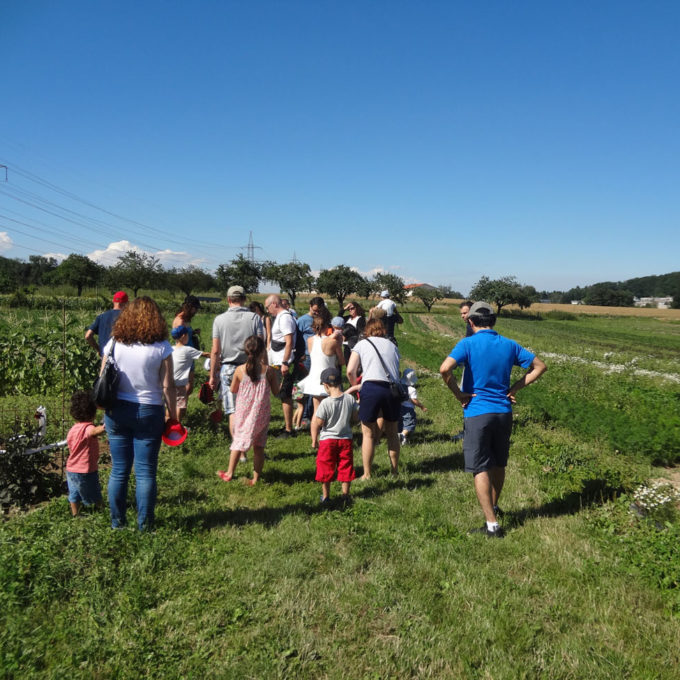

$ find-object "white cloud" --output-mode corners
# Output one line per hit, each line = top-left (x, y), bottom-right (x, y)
(0, 231), (13, 253)
(87, 241), (207, 268)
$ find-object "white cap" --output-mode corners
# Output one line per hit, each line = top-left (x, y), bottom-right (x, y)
(380, 290), (390, 298)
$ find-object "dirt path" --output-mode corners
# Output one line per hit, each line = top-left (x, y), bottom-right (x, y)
(416, 314), (462, 339)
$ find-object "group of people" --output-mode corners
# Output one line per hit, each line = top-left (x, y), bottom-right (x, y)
(70, 286), (546, 537)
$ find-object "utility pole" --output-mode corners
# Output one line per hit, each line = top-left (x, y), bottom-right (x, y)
(242, 231), (262, 264)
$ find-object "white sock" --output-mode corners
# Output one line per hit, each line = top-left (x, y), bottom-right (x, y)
(486, 521), (500, 532)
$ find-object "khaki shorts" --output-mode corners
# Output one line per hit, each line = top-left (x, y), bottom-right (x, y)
(176, 385), (188, 410)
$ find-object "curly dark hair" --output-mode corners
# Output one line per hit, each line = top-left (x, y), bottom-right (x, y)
(70, 390), (97, 422)
(112, 296), (169, 344)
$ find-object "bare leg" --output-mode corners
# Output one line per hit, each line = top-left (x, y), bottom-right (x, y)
(312, 396), (323, 420)
(341, 481), (350, 495)
(489, 466), (505, 507)
(70, 501), (81, 517)
(228, 413), (235, 438)
(321, 481), (331, 500)
(226, 448), (241, 478)
(251, 445), (265, 483)
(383, 420), (400, 475)
(375, 416), (385, 446)
(360, 422), (379, 479)
(473, 471), (497, 523)
(282, 398), (294, 432)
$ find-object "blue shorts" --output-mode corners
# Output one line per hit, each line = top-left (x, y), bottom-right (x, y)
(358, 381), (401, 423)
(399, 405), (416, 432)
(67, 470), (103, 505)
(462, 413), (513, 474)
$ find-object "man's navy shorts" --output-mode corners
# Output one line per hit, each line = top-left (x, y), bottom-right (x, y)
(463, 412), (513, 474)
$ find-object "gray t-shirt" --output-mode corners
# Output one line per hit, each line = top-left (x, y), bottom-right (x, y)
(351, 337), (401, 383)
(212, 306), (264, 364)
(315, 393), (358, 440)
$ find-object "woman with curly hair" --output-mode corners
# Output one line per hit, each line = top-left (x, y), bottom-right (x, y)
(102, 296), (178, 530)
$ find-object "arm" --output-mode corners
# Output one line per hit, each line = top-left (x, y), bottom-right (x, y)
(280, 333), (293, 377)
(86, 424), (107, 437)
(507, 357), (547, 402)
(347, 351), (361, 386)
(161, 355), (179, 422)
(310, 415), (323, 449)
(333, 334), (344, 367)
(85, 329), (100, 355)
(344, 383), (361, 396)
(411, 397), (427, 411)
(265, 316), (272, 349)
(230, 365), (243, 394)
(439, 356), (475, 407)
(209, 337), (221, 391)
(267, 366), (281, 395)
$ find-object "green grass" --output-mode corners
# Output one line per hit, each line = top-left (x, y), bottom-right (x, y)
(2, 312), (680, 678)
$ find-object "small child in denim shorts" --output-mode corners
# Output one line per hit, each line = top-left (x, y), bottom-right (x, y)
(66, 390), (106, 516)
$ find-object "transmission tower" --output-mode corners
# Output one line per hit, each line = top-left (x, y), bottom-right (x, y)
(241, 231), (262, 263)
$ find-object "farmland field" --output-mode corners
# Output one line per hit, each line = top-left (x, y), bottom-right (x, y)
(1, 302), (680, 678)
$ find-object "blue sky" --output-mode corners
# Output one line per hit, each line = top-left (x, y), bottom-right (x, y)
(1, 0), (678, 294)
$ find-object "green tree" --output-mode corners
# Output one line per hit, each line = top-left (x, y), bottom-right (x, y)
(372, 272), (406, 304)
(261, 260), (314, 308)
(469, 275), (524, 314)
(412, 286), (444, 312)
(109, 251), (162, 297)
(315, 265), (368, 313)
(215, 254), (261, 295)
(27, 255), (58, 286)
(515, 285), (539, 310)
(438, 285), (464, 299)
(49, 254), (102, 296)
(167, 265), (215, 296)
(583, 283), (634, 307)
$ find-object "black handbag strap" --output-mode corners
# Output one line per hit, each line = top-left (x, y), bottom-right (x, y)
(100, 340), (116, 373)
(365, 338), (398, 384)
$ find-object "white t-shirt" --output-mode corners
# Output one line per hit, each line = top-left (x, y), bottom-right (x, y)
(351, 337), (401, 383)
(378, 298), (397, 316)
(172, 345), (204, 386)
(269, 311), (298, 365)
(103, 339), (173, 405)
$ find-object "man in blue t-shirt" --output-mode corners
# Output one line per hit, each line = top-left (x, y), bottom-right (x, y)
(439, 301), (546, 537)
(85, 291), (128, 356)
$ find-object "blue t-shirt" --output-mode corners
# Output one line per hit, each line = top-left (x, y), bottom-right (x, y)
(88, 309), (121, 353)
(448, 329), (535, 417)
(297, 314), (315, 355)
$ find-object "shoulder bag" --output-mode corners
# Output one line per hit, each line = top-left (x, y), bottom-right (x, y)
(93, 340), (120, 410)
(364, 338), (408, 401)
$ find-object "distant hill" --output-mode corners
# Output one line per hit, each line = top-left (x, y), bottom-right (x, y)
(620, 272), (680, 298)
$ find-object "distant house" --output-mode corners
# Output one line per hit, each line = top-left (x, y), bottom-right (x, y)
(633, 296), (673, 309)
(404, 283), (438, 297)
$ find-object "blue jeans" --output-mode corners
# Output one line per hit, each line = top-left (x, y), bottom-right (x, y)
(105, 400), (165, 530)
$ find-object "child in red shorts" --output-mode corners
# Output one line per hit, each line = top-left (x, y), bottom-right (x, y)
(311, 367), (359, 506)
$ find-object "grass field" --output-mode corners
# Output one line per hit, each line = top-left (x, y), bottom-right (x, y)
(1, 304), (679, 678)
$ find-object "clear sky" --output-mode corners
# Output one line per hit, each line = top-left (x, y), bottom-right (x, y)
(1, 0), (678, 294)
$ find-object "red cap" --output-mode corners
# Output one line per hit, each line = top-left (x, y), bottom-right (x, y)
(113, 291), (128, 304)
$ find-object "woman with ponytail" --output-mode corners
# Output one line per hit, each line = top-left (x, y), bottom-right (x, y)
(217, 335), (280, 485)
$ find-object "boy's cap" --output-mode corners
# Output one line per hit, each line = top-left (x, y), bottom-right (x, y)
(112, 291), (128, 303)
(468, 301), (494, 316)
(330, 316), (345, 328)
(227, 285), (245, 298)
(320, 367), (341, 386)
(380, 289), (390, 298)
(171, 325), (189, 339)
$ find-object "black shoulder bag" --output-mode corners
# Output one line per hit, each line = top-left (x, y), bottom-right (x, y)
(93, 340), (120, 410)
(365, 338), (408, 401)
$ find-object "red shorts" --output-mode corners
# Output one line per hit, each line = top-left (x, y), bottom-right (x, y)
(315, 438), (355, 483)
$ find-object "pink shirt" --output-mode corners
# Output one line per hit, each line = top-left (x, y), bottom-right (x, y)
(66, 422), (100, 473)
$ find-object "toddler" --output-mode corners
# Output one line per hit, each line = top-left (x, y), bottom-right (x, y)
(311, 367), (359, 506)
(66, 390), (106, 516)
(399, 368), (427, 445)
(172, 325), (210, 420)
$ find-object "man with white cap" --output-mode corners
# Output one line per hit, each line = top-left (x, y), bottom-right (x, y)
(439, 301), (547, 537)
(209, 285), (264, 432)
(85, 291), (128, 355)
(377, 290), (398, 340)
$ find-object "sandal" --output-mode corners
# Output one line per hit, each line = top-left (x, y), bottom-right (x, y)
(216, 470), (232, 482)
